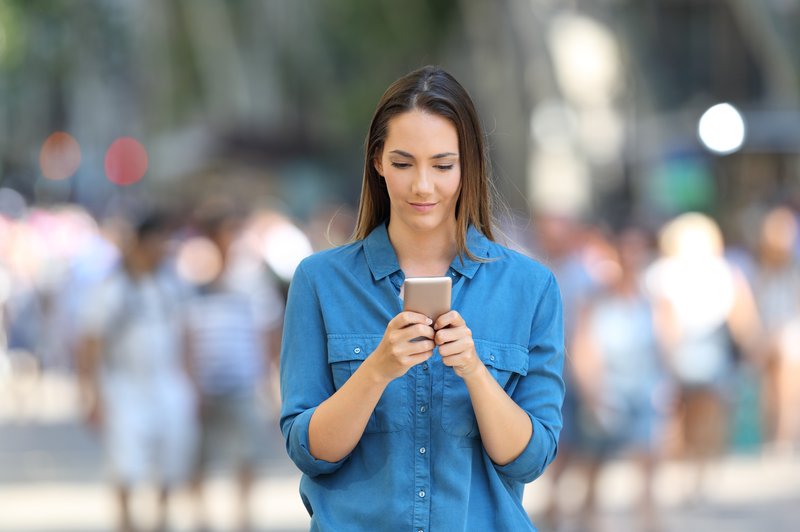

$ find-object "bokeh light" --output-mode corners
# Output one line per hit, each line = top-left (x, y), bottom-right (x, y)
(39, 132), (81, 181)
(104, 137), (149, 186)
(261, 218), (313, 282)
(698, 103), (746, 154)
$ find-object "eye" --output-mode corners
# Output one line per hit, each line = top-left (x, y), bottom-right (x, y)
(434, 164), (454, 171)
(391, 162), (411, 169)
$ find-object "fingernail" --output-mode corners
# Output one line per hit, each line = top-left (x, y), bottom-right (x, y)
(427, 318), (433, 325)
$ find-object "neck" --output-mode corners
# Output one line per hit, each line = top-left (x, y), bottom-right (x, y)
(387, 219), (458, 277)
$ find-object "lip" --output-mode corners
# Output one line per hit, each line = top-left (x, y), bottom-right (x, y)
(409, 202), (437, 213)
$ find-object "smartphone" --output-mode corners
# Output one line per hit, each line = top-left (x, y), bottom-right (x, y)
(402, 276), (452, 321)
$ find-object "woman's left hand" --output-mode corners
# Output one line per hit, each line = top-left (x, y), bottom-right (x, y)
(434, 310), (484, 379)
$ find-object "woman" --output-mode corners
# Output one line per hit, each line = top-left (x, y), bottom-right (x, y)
(280, 66), (564, 531)
(752, 206), (800, 452)
(571, 228), (667, 529)
(78, 213), (196, 532)
(646, 212), (759, 500)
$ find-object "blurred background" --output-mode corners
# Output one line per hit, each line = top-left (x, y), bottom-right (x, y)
(1, 1), (799, 531)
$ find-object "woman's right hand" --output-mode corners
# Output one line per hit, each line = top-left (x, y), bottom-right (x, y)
(367, 311), (436, 382)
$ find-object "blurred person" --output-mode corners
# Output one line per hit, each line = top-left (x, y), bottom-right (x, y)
(1, 215), (50, 420)
(280, 66), (565, 531)
(45, 207), (120, 373)
(571, 227), (668, 531)
(751, 206), (800, 453)
(77, 212), (196, 532)
(532, 213), (600, 527)
(182, 201), (284, 531)
(646, 213), (760, 502)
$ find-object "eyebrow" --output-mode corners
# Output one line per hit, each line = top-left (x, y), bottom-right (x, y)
(388, 149), (459, 160)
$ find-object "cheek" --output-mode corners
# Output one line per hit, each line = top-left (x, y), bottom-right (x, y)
(382, 174), (403, 206)
(445, 171), (462, 200)
(382, 169), (399, 193)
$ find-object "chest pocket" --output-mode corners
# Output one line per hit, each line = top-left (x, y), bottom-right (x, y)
(327, 335), (410, 433)
(440, 339), (529, 438)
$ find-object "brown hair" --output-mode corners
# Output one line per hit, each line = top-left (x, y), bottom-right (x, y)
(352, 65), (495, 261)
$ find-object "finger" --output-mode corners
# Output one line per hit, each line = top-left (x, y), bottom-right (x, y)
(394, 311), (433, 328)
(401, 323), (435, 342)
(406, 350), (434, 365)
(440, 351), (473, 368)
(401, 339), (436, 357)
(434, 325), (468, 345)
(439, 337), (474, 358)
(434, 310), (464, 330)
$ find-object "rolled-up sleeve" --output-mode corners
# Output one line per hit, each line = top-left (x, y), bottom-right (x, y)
(494, 272), (565, 484)
(279, 262), (348, 477)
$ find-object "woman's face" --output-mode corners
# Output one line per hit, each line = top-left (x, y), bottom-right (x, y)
(375, 109), (461, 235)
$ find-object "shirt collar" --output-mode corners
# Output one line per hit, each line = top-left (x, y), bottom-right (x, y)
(451, 225), (491, 279)
(363, 222), (401, 281)
(363, 222), (492, 281)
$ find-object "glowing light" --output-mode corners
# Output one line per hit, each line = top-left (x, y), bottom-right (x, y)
(104, 137), (148, 186)
(262, 221), (313, 282)
(698, 103), (746, 155)
(549, 15), (621, 106)
(39, 132), (81, 180)
(176, 237), (223, 285)
(529, 149), (590, 218)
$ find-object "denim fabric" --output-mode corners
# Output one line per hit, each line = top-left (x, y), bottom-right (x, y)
(280, 222), (565, 531)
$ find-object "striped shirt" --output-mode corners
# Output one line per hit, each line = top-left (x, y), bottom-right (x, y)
(184, 262), (283, 396)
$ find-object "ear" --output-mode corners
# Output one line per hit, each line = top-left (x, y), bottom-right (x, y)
(373, 153), (383, 176)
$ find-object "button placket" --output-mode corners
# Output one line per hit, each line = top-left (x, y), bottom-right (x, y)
(412, 342), (432, 531)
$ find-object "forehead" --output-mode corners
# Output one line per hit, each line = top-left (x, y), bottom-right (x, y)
(384, 110), (459, 154)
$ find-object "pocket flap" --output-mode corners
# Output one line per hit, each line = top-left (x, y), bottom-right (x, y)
(474, 340), (529, 376)
(326, 335), (382, 363)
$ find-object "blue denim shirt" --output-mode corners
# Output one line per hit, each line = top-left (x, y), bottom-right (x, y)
(280, 222), (565, 531)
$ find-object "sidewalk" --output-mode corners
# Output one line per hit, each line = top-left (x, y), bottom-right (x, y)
(1, 372), (799, 531)
(0, 371), (309, 531)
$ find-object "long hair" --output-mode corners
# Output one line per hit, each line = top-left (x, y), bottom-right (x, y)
(352, 66), (495, 261)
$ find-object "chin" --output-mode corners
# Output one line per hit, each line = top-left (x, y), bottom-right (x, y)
(406, 215), (448, 234)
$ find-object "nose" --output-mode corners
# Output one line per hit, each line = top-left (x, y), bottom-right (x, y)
(411, 168), (434, 197)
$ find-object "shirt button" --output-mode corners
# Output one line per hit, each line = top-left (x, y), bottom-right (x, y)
(418, 490), (426, 498)
(419, 447), (426, 454)
(422, 362), (429, 370)
(419, 405), (427, 413)
(489, 354), (495, 361)
(418, 529), (424, 532)
(353, 347), (361, 354)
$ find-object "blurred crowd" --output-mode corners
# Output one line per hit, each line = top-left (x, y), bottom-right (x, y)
(531, 205), (800, 530)
(0, 198), (310, 531)
(1, 199), (800, 530)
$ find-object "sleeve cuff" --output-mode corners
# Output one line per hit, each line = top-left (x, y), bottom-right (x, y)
(286, 407), (349, 478)
(492, 410), (558, 484)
